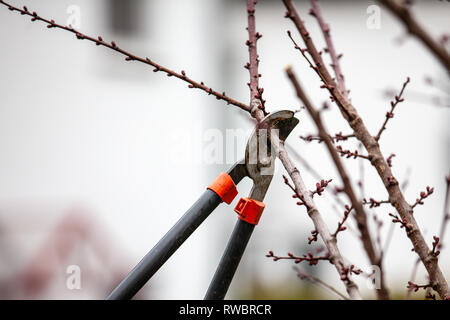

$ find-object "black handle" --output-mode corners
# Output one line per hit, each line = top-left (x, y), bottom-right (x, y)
(107, 189), (222, 300)
(204, 219), (255, 300)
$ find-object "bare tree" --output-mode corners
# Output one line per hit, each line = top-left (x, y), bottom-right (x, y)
(1, 0), (448, 300)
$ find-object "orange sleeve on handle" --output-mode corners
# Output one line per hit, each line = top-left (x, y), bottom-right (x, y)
(207, 172), (238, 205)
(234, 197), (265, 225)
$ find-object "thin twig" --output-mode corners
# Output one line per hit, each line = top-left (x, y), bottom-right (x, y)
(300, 132), (355, 143)
(271, 131), (362, 299)
(382, 222), (395, 260)
(373, 214), (383, 256)
(285, 144), (360, 238)
(266, 250), (329, 266)
(332, 207), (351, 238)
(293, 266), (349, 300)
(336, 146), (370, 160)
(375, 77), (410, 141)
(0, 0), (250, 112)
(357, 143), (366, 198)
(246, 0), (266, 115)
(362, 198), (391, 208)
(438, 174), (450, 249)
(410, 186), (434, 210)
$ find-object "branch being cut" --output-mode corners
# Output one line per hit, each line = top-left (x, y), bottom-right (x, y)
(282, 0), (450, 300)
(246, 0), (267, 115)
(247, 2), (361, 300)
(378, 0), (450, 73)
(286, 66), (390, 300)
(0, 0), (250, 112)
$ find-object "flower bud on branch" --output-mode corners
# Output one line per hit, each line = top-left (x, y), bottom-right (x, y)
(411, 186), (434, 209)
(266, 250), (330, 266)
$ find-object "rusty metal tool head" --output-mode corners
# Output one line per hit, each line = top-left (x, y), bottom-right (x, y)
(244, 110), (299, 201)
(227, 110), (299, 202)
(204, 110), (299, 300)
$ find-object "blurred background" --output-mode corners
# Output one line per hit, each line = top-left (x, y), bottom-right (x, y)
(0, 0), (448, 299)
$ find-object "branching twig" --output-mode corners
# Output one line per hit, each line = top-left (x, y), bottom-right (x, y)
(300, 132), (355, 143)
(266, 250), (329, 266)
(363, 198), (391, 209)
(336, 146), (370, 160)
(411, 186), (434, 209)
(283, 175), (332, 206)
(282, 0), (450, 299)
(405, 258), (420, 299)
(286, 144), (362, 239)
(388, 213), (413, 232)
(407, 281), (433, 293)
(375, 77), (410, 141)
(0, 0), (250, 112)
(431, 236), (440, 257)
(332, 206), (351, 238)
(387, 154), (396, 167)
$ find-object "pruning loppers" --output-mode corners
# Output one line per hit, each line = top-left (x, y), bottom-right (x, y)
(107, 110), (299, 300)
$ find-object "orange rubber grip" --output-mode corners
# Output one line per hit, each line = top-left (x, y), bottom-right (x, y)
(234, 197), (265, 225)
(207, 172), (238, 205)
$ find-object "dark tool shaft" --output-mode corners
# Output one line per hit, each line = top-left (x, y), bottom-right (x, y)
(204, 219), (255, 300)
(107, 189), (222, 300)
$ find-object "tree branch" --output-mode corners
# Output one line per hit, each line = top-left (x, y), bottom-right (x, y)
(246, 0), (267, 115)
(378, 0), (450, 73)
(0, 0), (250, 112)
(282, 0), (450, 299)
(286, 66), (390, 300)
